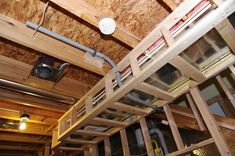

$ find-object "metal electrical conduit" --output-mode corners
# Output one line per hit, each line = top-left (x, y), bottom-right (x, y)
(0, 78), (75, 104)
(26, 22), (158, 110)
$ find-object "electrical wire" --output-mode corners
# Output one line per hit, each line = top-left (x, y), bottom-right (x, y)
(32, 1), (50, 37)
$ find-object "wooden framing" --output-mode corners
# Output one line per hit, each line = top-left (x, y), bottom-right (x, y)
(190, 87), (232, 156)
(104, 138), (111, 156)
(0, 14), (106, 75)
(49, 0), (141, 48)
(120, 129), (130, 156)
(140, 118), (155, 156)
(51, 0), (235, 154)
(216, 75), (235, 109)
(163, 104), (184, 150)
(186, 93), (206, 131)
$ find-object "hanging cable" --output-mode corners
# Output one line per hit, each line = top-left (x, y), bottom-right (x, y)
(32, 1), (50, 37)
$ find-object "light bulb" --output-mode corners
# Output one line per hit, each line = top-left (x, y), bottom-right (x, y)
(19, 122), (26, 130)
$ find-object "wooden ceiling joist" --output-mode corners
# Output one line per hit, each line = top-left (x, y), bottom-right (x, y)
(136, 82), (174, 101)
(0, 53), (90, 99)
(76, 129), (109, 137)
(0, 14), (106, 75)
(0, 145), (40, 151)
(0, 133), (49, 144)
(49, 0), (141, 48)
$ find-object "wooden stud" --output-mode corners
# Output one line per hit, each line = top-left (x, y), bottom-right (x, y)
(84, 150), (90, 156)
(139, 118), (155, 156)
(163, 104), (184, 150)
(190, 87), (232, 156)
(38, 151), (43, 156)
(44, 146), (50, 156)
(120, 129), (130, 156)
(186, 93), (206, 131)
(89, 145), (98, 156)
(216, 75), (235, 109)
(104, 138), (111, 156)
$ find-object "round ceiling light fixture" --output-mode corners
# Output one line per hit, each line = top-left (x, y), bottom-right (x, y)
(98, 17), (116, 35)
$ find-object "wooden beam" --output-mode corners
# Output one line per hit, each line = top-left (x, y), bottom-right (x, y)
(216, 75), (235, 109)
(186, 93), (206, 131)
(76, 129), (109, 137)
(163, 104), (184, 150)
(110, 102), (149, 116)
(0, 53), (90, 99)
(0, 145), (40, 151)
(0, 14), (106, 75)
(216, 18), (235, 54)
(120, 129), (130, 156)
(0, 125), (50, 136)
(136, 82), (174, 101)
(0, 133), (49, 144)
(0, 100), (62, 119)
(0, 107), (57, 126)
(139, 118), (155, 156)
(104, 138), (111, 156)
(0, 89), (69, 113)
(190, 87), (232, 156)
(49, 0), (141, 48)
(91, 117), (126, 127)
(59, 147), (84, 151)
(166, 138), (214, 156)
(66, 138), (95, 144)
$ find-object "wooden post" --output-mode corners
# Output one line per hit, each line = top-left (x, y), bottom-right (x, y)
(139, 118), (155, 156)
(84, 149), (90, 156)
(89, 145), (98, 156)
(186, 93), (206, 131)
(104, 138), (111, 156)
(44, 145), (50, 156)
(216, 75), (235, 109)
(120, 129), (130, 156)
(38, 151), (43, 156)
(163, 104), (184, 150)
(190, 87), (232, 156)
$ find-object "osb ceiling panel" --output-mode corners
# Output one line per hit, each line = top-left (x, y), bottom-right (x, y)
(0, 0), (169, 84)
(85, 0), (169, 38)
(0, 39), (100, 86)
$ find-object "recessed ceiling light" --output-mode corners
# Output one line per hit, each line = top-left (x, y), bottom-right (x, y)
(98, 17), (116, 35)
